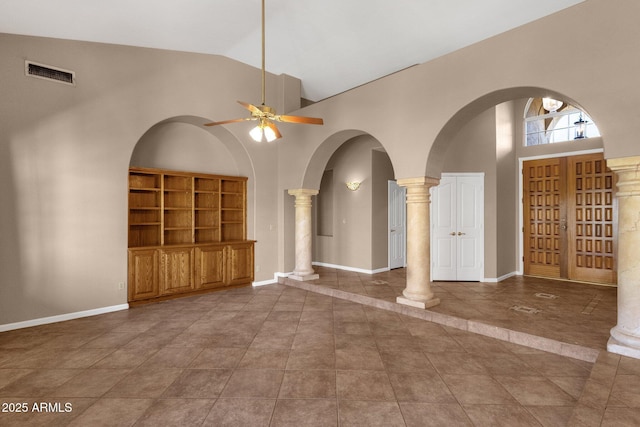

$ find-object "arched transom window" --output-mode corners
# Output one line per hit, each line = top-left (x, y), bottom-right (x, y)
(524, 98), (600, 146)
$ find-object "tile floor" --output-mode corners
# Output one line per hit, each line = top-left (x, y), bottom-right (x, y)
(300, 267), (618, 351)
(0, 270), (638, 426)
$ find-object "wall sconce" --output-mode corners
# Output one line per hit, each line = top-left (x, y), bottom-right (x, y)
(345, 181), (361, 191)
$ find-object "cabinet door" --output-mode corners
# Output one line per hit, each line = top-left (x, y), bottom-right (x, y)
(128, 249), (159, 301)
(161, 247), (195, 295)
(225, 242), (254, 286)
(195, 246), (225, 289)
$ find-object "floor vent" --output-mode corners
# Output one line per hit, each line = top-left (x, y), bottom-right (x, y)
(510, 305), (541, 314)
(582, 294), (602, 315)
(25, 61), (75, 86)
(535, 292), (558, 299)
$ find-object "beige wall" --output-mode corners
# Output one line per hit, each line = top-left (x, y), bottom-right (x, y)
(282, 0), (640, 191)
(372, 149), (395, 269)
(278, 0), (637, 282)
(0, 34), (284, 324)
(2, 0), (639, 326)
(130, 122), (239, 175)
(441, 107), (499, 278)
(313, 136), (393, 271)
(495, 101), (518, 278)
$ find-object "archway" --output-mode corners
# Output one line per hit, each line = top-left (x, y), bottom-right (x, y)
(286, 130), (399, 275)
(129, 115), (256, 238)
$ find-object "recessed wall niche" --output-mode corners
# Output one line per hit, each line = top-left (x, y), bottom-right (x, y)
(317, 169), (334, 237)
(130, 121), (238, 175)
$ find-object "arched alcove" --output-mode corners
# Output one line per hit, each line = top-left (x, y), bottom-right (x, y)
(131, 120), (237, 175)
(129, 115), (256, 240)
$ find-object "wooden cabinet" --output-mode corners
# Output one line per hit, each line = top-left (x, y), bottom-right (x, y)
(195, 245), (225, 289)
(161, 247), (195, 295)
(127, 167), (254, 303)
(227, 242), (255, 286)
(128, 249), (159, 301)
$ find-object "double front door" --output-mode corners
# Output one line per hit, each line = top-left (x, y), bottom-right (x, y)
(523, 153), (617, 285)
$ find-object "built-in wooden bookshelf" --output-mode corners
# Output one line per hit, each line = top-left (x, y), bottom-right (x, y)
(127, 167), (253, 303)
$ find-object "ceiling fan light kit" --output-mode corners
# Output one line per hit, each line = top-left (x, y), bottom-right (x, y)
(204, 0), (323, 141)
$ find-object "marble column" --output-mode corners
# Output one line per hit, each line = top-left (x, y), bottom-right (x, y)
(396, 177), (441, 309)
(607, 156), (640, 359)
(287, 189), (320, 281)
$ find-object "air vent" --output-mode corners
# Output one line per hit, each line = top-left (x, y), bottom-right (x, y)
(25, 61), (75, 86)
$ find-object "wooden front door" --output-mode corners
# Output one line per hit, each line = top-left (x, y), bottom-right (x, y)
(523, 157), (566, 279)
(523, 153), (617, 285)
(567, 154), (617, 284)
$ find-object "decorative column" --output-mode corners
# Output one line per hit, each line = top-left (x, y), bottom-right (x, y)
(287, 189), (320, 281)
(607, 156), (640, 359)
(396, 177), (441, 309)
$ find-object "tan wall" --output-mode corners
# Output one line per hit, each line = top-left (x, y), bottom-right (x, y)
(313, 136), (393, 271)
(278, 0), (637, 281)
(0, 34), (284, 324)
(283, 0), (639, 190)
(372, 149), (395, 270)
(441, 107), (498, 278)
(2, 0), (639, 326)
(495, 102), (518, 278)
(130, 122), (239, 175)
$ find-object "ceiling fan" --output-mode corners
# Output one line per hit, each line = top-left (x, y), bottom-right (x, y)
(204, 0), (323, 142)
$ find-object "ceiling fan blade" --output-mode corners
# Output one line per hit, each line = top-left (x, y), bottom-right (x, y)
(277, 115), (324, 125)
(204, 117), (253, 126)
(266, 121), (282, 140)
(237, 101), (263, 116)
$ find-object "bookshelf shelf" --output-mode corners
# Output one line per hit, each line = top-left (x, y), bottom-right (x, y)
(127, 167), (253, 303)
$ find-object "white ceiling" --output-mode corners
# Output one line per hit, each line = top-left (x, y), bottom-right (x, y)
(0, 0), (584, 101)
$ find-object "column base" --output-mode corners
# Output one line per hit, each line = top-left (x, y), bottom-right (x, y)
(608, 336), (640, 359)
(397, 296), (440, 309)
(288, 273), (320, 281)
(608, 325), (640, 359)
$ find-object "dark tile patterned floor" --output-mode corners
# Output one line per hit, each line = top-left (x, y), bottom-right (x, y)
(0, 271), (638, 426)
(305, 267), (617, 350)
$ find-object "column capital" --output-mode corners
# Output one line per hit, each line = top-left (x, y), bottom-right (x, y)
(287, 188), (319, 198)
(397, 177), (440, 205)
(607, 156), (640, 196)
(396, 176), (440, 189)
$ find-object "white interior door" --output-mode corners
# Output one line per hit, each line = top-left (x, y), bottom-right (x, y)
(431, 174), (484, 281)
(388, 180), (406, 269)
(431, 178), (457, 280)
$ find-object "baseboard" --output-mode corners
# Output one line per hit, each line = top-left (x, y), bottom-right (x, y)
(0, 303), (130, 332)
(483, 271), (518, 283)
(253, 272), (292, 287)
(312, 262), (390, 275)
(254, 264), (392, 287)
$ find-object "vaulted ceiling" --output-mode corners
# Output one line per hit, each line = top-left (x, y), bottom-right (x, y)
(0, 0), (584, 101)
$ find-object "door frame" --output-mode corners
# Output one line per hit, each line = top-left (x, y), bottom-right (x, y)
(517, 148), (605, 276)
